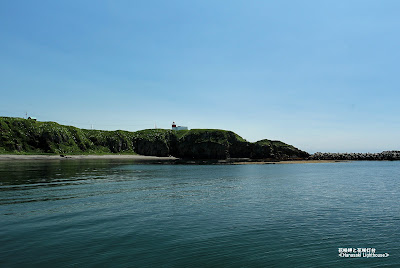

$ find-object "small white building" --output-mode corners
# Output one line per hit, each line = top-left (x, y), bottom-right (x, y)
(172, 122), (188, 130)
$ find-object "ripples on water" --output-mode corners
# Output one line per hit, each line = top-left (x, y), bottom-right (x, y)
(0, 160), (399, 267)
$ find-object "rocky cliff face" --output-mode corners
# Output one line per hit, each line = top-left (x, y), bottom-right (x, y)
(0, 117), (137, 154)
(253, 139), (309, 160)
(0, 117), (309, 160)
(133, 129), (174, 157)
(173, 129), (246, 159)
(139, 129), (309, 160)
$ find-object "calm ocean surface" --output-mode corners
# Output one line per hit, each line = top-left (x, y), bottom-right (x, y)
(1, 160), (399, 267)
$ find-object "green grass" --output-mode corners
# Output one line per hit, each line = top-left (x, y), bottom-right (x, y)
(175, 129), (247, 144)
(256, 139), (299, 151)
(174, 129), (190, 139)
(134, 129), (173, 142)
(0, 117), (137, 155)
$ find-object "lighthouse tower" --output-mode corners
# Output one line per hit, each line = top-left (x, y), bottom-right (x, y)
(172, 122), (188, 131)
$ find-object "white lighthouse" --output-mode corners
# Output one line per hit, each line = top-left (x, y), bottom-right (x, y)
(172, 122), (188, 130)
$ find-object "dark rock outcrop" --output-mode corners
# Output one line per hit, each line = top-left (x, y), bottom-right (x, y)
(251, 139), (309, 160)
(173, 129), (247, 159)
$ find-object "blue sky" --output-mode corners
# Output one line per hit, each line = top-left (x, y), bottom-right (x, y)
(1, 0), (400, 153)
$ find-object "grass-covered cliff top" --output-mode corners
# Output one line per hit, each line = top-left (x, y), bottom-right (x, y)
(0, 117), (309, 159)
(174, 129), (247, 143)
(256, 139), (299, 151)
(0, 117), (137, 154)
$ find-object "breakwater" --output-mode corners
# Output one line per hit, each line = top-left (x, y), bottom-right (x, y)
(310, 151), (400, 160)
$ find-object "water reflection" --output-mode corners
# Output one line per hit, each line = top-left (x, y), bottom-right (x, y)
(0, 160), (155, 206)
(0, 159), (154, 186)
(1, 161), (399, 267)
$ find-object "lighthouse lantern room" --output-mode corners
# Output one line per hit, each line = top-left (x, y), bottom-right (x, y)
(172, 122), (188, 131)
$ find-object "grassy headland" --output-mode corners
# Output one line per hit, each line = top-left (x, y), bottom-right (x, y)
(0, 117), (309, 160)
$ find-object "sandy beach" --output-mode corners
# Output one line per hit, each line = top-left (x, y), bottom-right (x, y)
(0, 154), (178, 161)
(232, 160), (349, 165)
(0, 154), (350, 164)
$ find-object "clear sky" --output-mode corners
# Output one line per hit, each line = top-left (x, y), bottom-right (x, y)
(1, 0), (399, 153)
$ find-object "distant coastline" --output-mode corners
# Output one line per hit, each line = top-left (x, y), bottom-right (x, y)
(1, 117), (399, 162)
(0, 117), (308, 161)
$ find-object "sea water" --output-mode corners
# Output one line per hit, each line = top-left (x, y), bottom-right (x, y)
(1, 160), (399, 267)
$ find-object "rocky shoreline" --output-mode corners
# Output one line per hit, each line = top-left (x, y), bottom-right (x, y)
(1, 153), (398, 164)
(0, 154), (346, 165)
(0, 154), (178, 162)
